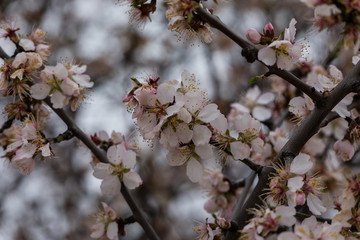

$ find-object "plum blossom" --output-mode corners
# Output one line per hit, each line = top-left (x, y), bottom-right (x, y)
(0, 119), (52, 174)
(30, 62), (93, 111)
(258, 18), (302, 70)
(241, 205), (296, 239)
(93, 143), (142, 195)
(166, 0), (213, 43)
(90, 202), (118, 240)
(334, 139), (355, 161)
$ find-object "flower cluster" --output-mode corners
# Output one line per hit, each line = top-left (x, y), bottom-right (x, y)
(90, 202), (119, 240)
(0, 119), (52, 174)
(269, 153), (326, 215)
(117, 0), (156, 28)
(248, 19), (303, 70)
(93, 142), (142, 195)
(201, 169), (242, 218)
(303, 0), (360, 48)
(123, 71), (264, 182)
(240, 205), (296, 240)
(194, 217), (231, 240)
(166, 0), (213, 43)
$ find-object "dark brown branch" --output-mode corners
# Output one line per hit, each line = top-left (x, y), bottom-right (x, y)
(240, 159), (262, 173)
(48, 129), (74, 143)
(44, 98), (160, 240)
(225, 61), (360, 239)
(195, 7), (324, 105)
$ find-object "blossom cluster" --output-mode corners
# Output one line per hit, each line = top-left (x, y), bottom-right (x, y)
(302, 0), (360, 48)
(123, 70), (264, 182)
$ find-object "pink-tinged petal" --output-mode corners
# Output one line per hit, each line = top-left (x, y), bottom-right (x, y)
(107, 145), (121, 165)
(352, 55), (360, 65)
(198, 104), (220, 123)
(123, 149), (136, 169)
(230, 141), (250, 160)
(160, 127), (179, 149)
(210, 114), (228, 134)
(157, 83), (176, 104)
(60, 78), (78, 95)
(257, 92), (275, 104)
(246, 28), (261, 44)
(334, 139), (354, 161)
(204, 198), (220, 213)
(253, 106), (271, 121)
(186, 158), (203, 183)
(176, 123), (193, 144)
(123, 172), (142, 189)
(101, 202), (117, 220)
(39, 143), (51, 157)
(13, 143), (37, 161)
(251, 138), (264, 153)
(285, 18), (297, 42)
(276, 52), (293, 70)
(54, 63), (68, 79)
(177, 108), (192, 123)
(106, 222), (118, 240)
(93, 163), (112, 179)
(258, 47), (276, 66)
(314, 4), (341, 18)
(184, 91), (204, 114)
(286, 191), (297, 207)
(12, 52), (27, 68)
(287, 43), (302, 62)
(287, 176), (304, 192)
(72, 74), (93, 88)
(307, 193), (326, 215)
(31, 84), (51, 100)
(318, 74), (334, 89)
(290, 153), (313, 175)
(167, 149), (187, 166)
(329, 65), (343, 81)
(90, 222), (105, 238)
(246, 86), (261, 102)
(12, 157), (35, 174)
(19, 38), (35, 51)
(26, 53), (43, 68)
(276, 205), (296, 227)
(101, 176), (121, 195)
(195, 144), (213, 160)
(192, 125), (211, 146)
(51, 91), (68, 108)
(10, 69), (24, 80)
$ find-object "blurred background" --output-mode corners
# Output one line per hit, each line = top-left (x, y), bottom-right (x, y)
(0, 0), (354, 239)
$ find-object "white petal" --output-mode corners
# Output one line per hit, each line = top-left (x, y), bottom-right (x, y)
(307, 193), (326, 215)
(176, 123), (193, 144)
(123, 172), (142, 189)
(192, 125), (211, 146)
(157, 83), (176, 104)
(258, 47), (276, 66)
(257, 92), (275, 104)
(123, 149), (136, 169)
(30, 84), (51, 100)
(195, 144), (213, 160)
(198, 104), (220, 123)
(186, 158), (203, 183)
(106, 222), (118, 240)
(210, 114), (228, 134)
(90, 222), (105, 238)
(93, 163), (112, 179)
(107, 145), (121, 165)
(19, 38), (35, 51)
(253, 106), (272, 121)
(51, 91), (67, 109)
(177, 108), (192, 123)
(290, 153), (313, 175)
(230, 141), (250, 160)
(167, 149), (188, 166)
(287, 176), (304, 192)
(39, 143), (51, 157)
(101, 176), (121, 195)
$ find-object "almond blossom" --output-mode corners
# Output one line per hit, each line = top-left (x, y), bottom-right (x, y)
(90, 202), (118, 240)
(93, 143), (142, 195)
(257, 19), (302, 70)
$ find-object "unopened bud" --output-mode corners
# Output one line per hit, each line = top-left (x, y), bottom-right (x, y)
(263, 22), (274, 38)
(295, 191), (306, 206)
(246, 28), (261, 44)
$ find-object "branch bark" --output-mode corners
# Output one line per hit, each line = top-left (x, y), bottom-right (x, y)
(44, 98), (161, 240)
(195, 7), (324, 105)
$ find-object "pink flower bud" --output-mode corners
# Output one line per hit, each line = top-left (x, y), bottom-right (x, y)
(216, 218), (231, 229)
(246, 28), (261, 44)
(295, 191), (306, 205)
(263, 22), (274, 37)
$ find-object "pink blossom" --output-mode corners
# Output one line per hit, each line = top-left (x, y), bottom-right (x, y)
(334, 139), (355, 161)
(246, 28), (261, 44)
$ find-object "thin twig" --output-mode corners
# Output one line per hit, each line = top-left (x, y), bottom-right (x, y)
(195, 7), (324, 105)
(44, 98), (160, 240)
(240, 159), (262, 173)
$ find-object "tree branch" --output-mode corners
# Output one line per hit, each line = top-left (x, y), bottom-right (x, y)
(224, 61), (360, 239)
(43, 98), (160, 240)
(240, 159), (262, 173)
(0, 47), (10, 59)
(195, 7), (324, 105)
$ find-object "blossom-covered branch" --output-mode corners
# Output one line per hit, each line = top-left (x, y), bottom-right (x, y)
(195, 7), (324, 105)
